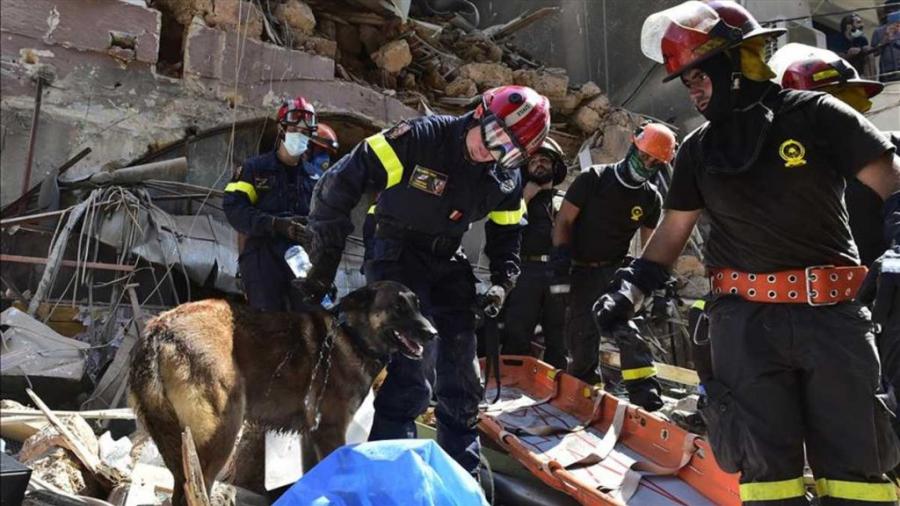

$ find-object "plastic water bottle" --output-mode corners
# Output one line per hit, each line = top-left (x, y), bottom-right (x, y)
(284, 245), (312, 279)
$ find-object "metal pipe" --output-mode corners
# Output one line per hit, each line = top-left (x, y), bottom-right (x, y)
(22, 78), (45, 199)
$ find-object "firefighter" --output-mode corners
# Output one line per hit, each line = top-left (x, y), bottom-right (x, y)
(500, 137), (568, 369)
(223, 96), (318, 311)
(552, 122), (675, 412)
(596, 2), (900, 504)
(772, 43), (900, 450)
(298, 85), (551, 474)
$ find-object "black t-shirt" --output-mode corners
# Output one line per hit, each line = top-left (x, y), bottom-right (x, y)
(666, 90), (894, 272)
(565, 164), (662, 263)
(847, 131), (900, 266)
(521, 189), (555, 257)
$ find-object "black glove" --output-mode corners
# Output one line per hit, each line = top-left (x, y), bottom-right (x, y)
(294, 251), (341, 306)
(593, 258), (670, 333)
(272, 216), (309, 245)
(858, 245), (900, 327)
(625, 377), (664, 412)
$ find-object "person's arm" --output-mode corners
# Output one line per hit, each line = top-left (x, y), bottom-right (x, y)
(223, 164), (278, 237)
(639, 226), (655, 247)
(856, 151), (900, 244)
(552, 200), (581, 248)
(485, 191), (526, 292)
(642, 210), (703, 267)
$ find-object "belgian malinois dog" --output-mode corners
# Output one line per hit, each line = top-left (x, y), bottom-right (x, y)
(128, 281), (436, 505)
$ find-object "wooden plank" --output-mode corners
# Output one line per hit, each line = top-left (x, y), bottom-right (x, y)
(1, 254), (135, 272)
(25, 388), (126, 488)
(0, 408), (135, 420)
(601, 350), (700, 386)
(182, 427), (211, 506)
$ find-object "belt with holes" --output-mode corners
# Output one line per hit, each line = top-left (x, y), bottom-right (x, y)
(709, 265), (867, 306)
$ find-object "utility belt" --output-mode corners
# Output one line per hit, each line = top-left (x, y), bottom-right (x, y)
(374, 221), (462, 258)
(522, 254), (550, 263)
(709, 265), (867, 306)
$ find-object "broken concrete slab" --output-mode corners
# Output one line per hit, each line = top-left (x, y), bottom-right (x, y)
(19, 415), (101, 497)
(371, 39), (412, 74)
(0, 0), (160, 65)
(445, 78), (478, 98)
(571, 105), (602, 135)
(513, 68), (568, 98)
(580, 81), (603, 100)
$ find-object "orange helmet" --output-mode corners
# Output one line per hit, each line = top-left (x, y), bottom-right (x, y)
(311, 123), (339, 154)
(633, 123), (677, 163)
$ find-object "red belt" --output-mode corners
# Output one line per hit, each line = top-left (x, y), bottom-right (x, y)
(709, 265), (867, 306)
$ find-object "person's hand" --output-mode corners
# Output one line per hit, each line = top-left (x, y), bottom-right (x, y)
(272, 216), (309, 244)
(482, 285), (507, 318)
(593, 289), (638, 332)
(523, 181), (544, 203)
(293, 251), (341, 306)
(848, 47), (862, 57)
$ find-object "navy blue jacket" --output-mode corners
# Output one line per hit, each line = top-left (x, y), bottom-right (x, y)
(308, 113), (525, 287)
(223, 150), (322, 255)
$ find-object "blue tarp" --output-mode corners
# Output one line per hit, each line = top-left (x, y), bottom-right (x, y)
(274, 439), (489, 506)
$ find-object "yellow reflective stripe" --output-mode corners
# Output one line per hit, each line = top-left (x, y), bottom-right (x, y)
(366, 134), (403, 189)
(621, 366), (657, 381)
(224, 181), (258, 205)
(488, 199), (526, 226)
(740, 478), (806, 502)
(812, 68), (840, 82)
(816, 478), (897, 502)
(367, 204), (376, 214)
(691, 299), (706, 310)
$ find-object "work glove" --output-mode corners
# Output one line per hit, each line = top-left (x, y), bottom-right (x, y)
(625, 377), (664, 412)
(548, 245), (572, 295)
(593, 258), (670, 333)
(858, 245), (900, 328)
(482, 284), (507, 319)
(293, 251), (341, 306)
(272, 216), (309, 245)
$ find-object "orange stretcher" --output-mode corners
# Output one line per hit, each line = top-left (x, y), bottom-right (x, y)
(478, 356), (740, 506)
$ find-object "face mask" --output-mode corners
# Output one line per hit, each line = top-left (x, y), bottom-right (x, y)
(625, 146), (660, 183)
(283, 132), (310, 156)
(850, 29), (865, 39)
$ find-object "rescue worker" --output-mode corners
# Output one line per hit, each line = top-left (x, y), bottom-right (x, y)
(309, 122), (339, 173)
(551, 122), (675, 412)
(771, 43), (897, 266)
(596, 2), (900, 504)
(298, 85), (551, 474)
(223, 96), (319, 311)
(771, 43), (900, 451)
(501, 137), (568, 368)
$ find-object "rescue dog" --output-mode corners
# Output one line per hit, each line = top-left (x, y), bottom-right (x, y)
(128, 281), (436, 505)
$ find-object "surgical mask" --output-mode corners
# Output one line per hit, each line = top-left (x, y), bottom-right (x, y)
(283, 132), (310, 156)
(850, 28), (865, 39)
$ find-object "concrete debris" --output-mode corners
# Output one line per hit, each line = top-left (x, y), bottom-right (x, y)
(513, 68), (569, 98)
(371, 39), (413, 73)
(275, 0), (317, 37)
(205, 0), (264, 40)
(444, 77), (477, 98)
(0, 307), (90, 381)
(457, 62), (514, 90)
(571, 105), (603, 135)
(18, 415), (102, 496)
(580, 81), (603, 100)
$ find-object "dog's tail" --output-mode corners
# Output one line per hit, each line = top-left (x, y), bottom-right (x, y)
(128, 315), (188, 482)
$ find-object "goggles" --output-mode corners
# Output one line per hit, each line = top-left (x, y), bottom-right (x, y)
(281, 109), (317, 131)
(480, 112), (527, 171)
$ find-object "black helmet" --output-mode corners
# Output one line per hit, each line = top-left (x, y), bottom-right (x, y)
(526, 137), (568, 186)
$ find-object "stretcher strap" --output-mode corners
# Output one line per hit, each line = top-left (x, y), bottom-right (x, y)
(482, 369), (563, 415)
(507, 389), (606, 437)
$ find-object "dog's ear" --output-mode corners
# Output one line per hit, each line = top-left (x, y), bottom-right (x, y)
(338, 284), (375, 312)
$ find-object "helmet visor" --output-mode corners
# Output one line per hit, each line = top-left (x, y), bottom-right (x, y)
(481, 113), (527, 171)
(641, 1), (720, 63)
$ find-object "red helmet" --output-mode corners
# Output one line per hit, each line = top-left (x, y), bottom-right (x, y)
(476, 85), (551, 170)
(642, 1), (785, 82)
(277, 96), (317, 131)
(633, 123), (677, 163)
(311, 123), (339, 154)
(783, 57), (883, 97)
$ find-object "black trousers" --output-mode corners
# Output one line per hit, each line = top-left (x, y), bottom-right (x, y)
(501, 261), (567, 369)
(702, 296), (899, 505)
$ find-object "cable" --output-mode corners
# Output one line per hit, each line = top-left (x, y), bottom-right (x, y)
(621, 63), (659, 108)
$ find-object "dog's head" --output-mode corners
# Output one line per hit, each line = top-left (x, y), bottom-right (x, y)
(334, 281), (436, 360)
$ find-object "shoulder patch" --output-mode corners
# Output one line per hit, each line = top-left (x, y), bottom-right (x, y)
(384, 121), (412, 140)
